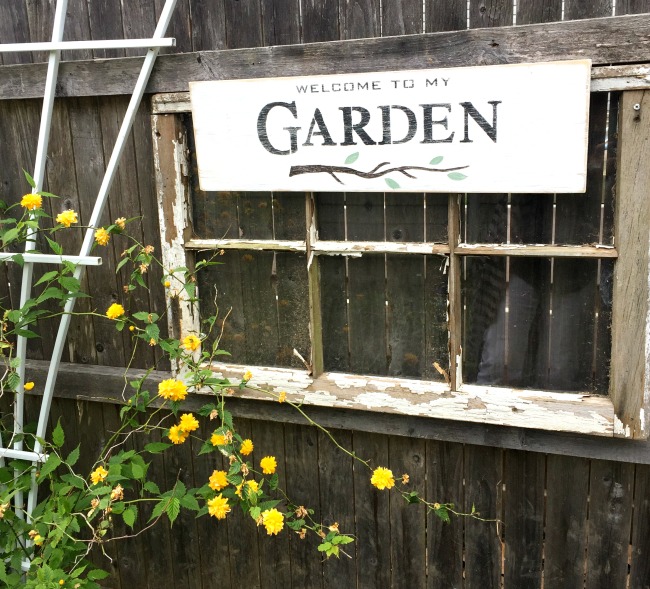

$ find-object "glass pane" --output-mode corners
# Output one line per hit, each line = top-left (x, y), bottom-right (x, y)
(197, 250), (310, 370)
(462, 256), (612, 394)
(320, 254), (448, 380)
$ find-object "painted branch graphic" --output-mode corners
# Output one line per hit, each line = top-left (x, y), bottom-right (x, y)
(288, 154), (469, 189)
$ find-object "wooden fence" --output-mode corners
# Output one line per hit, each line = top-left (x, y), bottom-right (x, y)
(1, 0), (650, 587)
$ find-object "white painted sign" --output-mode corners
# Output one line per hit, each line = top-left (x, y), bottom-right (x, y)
(189, 60), (591, 193)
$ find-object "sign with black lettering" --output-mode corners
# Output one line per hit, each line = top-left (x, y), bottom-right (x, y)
(189, 60), (591, 193)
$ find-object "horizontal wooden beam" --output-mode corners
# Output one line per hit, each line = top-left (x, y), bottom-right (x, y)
(2, 14), (650, 100)
(455, 243), (617, 258)
(24, 359), (650, 464)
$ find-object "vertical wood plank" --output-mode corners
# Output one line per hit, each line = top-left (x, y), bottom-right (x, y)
(285, 423), (324, 589)
(382, 0), (423, 35)
(121, 0), (158, 57)
(87, 0), (126, 59)
(319, 256), (350, 372)
(426, 440), (464, 589)
(155, 0), (193, 53)
(564, 0), (613, 19)
(353, 431), (390, 589)
(25, 0), (55, 63)
(515, 0), (562, 24)
(544, 454), (589, 589)
(61, 0), (93, 61)
(253, 419), (291, 589)
(347, 255), (387, 375)
(190, 0), (227, 51)
(161, 412), (202, 589)
(464, 444), (502, 589)
(503, 450), (545, 589)
(629, 464), (650, 589)
(386, 256), (425, 378)
(221, 417), (259, 586)
(425, 0), (467, 32)
(320, 429), (357, 586)
(610, 89), (650, 438)
(340, 0), (380, 40)
(261, 0), (301, 46)
(223, 0), (264, 48)
(469, 0), (513, 27)
(423, 255), (449, 382)
(586, 460), (635, 588)
(0, 2), (33, 65)
(389, 436), (426, 589)
(301, 0), (340, 43)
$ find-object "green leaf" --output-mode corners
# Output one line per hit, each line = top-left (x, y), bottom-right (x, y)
(144, 442), (172, 454)
(333, 535), (354, 545)
(434, 505), (450, 523)
(87, 569), (111, 581)
(345, 152), (359, 164)
(385, 178), (400, 190)
(23, 169), (36, 188)
(130, 462), (145, 480)
(12, 253), (24, 268)
(166, 497), (181, 525)
(38, 454), (62, 479)
(447, 172), (467, 181)
(269, 473), (279, 491)
(122, 505), (137, 529)
(144, 323), (160, 342)
(35, 270), (59, 286)
(45, 236), (63, 255)
(179, 494), (200, 511)
(52, 420), (65, 448)
(59, 276), (81, 292)
(2, 228), (19, 245)
(250, 506), (261, 521)
(430, 155), (444, 165)
(317, 542), (331, 552)
(144, 481), (161, 495)
(66, 446), (80, 467)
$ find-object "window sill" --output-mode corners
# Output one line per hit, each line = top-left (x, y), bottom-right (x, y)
(205, 363), (615, 437)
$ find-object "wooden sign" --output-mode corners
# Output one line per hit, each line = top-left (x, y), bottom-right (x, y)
(189, 60), (591, 193)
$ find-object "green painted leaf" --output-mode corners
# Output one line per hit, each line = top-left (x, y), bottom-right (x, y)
(345, 152), (359, 164)
(447, 172), (467, 181)
(430, 156), (444, 165)
(385, 178), (400, 190)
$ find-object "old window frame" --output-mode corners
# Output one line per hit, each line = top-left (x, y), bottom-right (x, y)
(151, 72), (650, 440)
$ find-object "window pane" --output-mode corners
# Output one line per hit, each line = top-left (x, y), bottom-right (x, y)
(320, 254), (448, 380)
(460, 93), (617, 246)
(462, 256), (612, 394)
(316, 193), (448, 242)
(197, 250), (310, 370)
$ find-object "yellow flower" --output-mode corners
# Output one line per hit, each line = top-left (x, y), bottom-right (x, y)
(94, 227), (110, 246)
(370, 466), (395, 490)
(90, 465), (109, 485)
(179, 413), (199, 432)
(242, 370), (252, 382)
(110, 484), (124, 501)
(235, 479), (259, 498)
(260, 456), (277, 475)
(261, 508), (284, 535)
(149, 338), (156, 346)
(23, 381), (35, 391)
(278, 391), (286, 403)
(164, 280), (171, 288)
(106, 303), (125, 320)
(114, 217), (126, 230)
(158, 378), (188, 402)
(240, 439), (254, 456)
(207, 494), (231, 520)
(33, 534), (44, 546)
(21, 193), (42, 210)
(0, 502), (9, 519)
(55, 209), (78, 227)
(168, 424), (189, 445)
(182, 334), (201, 352)
(129, 325), (135, 332)
(211, 432), (227, 446)
(59, 580), (65, 586)
(208, 470), (229, 491)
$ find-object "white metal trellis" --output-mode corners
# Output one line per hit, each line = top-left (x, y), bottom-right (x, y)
(0, 0), (178, 570)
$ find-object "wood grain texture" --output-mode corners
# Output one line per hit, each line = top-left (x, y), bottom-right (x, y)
(629, 463), (650, 589)
(382, 0), (423, 36)
(340, 0), (380, 40)
(261, 0), (301, 46)
(586, 460), (635, 588)
(544, 455), (589, 589)
(190, 0), (226, 51)
(301, 0), (340, 43)
(3, 15), (650, 99)
(426, 441), (463, 589)
(425, 0), (466, 32)
(610, 90), (650, 439)
(503, 450), (544, 589)
(469, 0), (513, 28)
